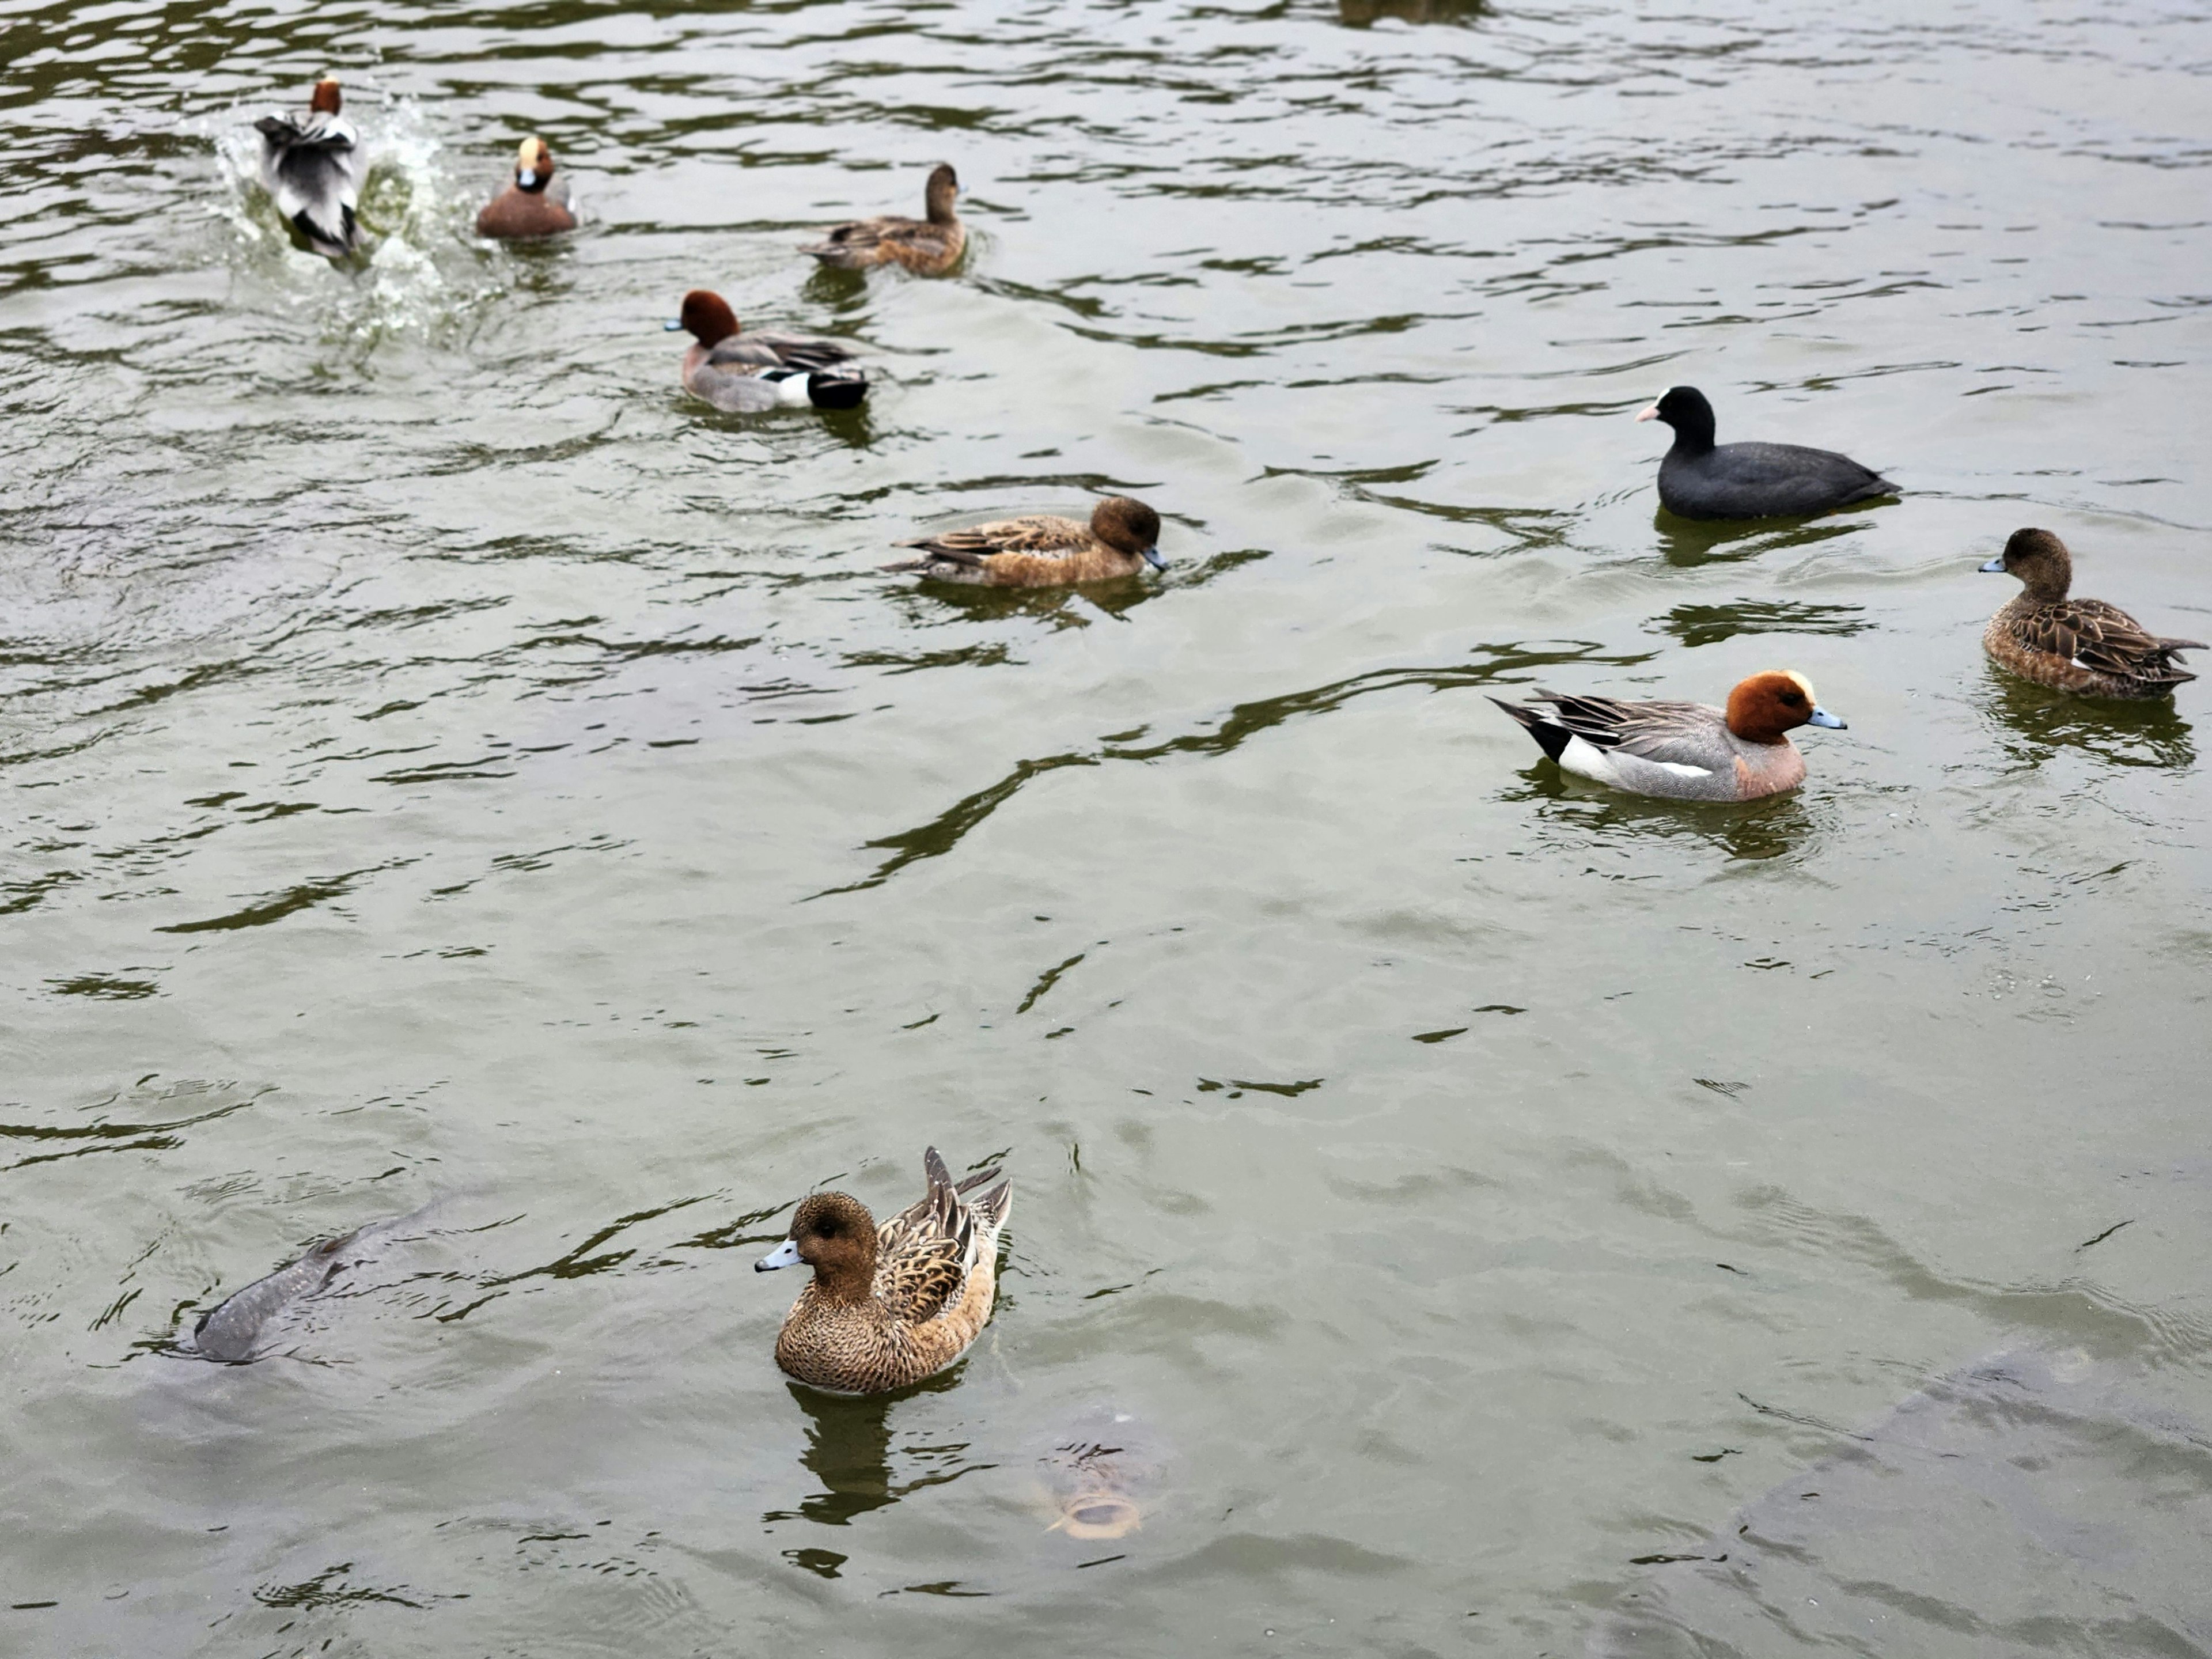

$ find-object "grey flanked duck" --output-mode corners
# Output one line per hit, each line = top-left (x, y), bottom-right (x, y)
(1980, 528), (2202, 699)
(667, 289), (866, 412)
(476, 137), (576, 240)
(884, 497), (1166, 588)
(800, 164), (965, 276)
(254, 77), (363, 259)
(756, 1149), (1011, 1395)
(1636, 385), (1893, 520)
(1492, 671), (1846, 801)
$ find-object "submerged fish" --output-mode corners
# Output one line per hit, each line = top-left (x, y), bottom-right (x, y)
(189, 1229), (362, 1363)
(1039, 1404), (1168, 1541)
(1590, 1349), (2212, 1656)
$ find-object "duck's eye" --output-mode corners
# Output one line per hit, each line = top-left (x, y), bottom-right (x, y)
(1780, 690), (1805, 704)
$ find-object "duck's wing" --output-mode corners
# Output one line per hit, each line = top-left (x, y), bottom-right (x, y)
(891, 515), (1092, 563)
(2016, 600), (2205, 680)
(740, 330), (854, 372)
(1515, 692), (1726, 766)
(255, 112), (362, 256)
(872, 1148), (1004, 1325)
(800, 214), (939, 264)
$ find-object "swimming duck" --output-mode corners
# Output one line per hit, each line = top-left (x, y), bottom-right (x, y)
(884, 497), (1166, 587)
(800, 164), (965, 276)
(1980, 528), (2202, 698)
(476, 137), (576, 240)
(756, 1148), (1012, 1396)
(254, 78), (363, 259)
(1636, 386), (1893, 520)
(666, 289), (866, 412)
(1491, 672), (1846, 801)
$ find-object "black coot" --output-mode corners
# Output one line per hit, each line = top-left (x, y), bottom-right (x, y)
(1637, 386), (1893, 520)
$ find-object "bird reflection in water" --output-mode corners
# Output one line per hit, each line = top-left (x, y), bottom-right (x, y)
(1650, 510), (1870, 569)
(1336, 0), (1485, 25)
(1980, 669), (2195, 771)
(763, 1374), (971, 1557)
(1507, 771), (1822, 862)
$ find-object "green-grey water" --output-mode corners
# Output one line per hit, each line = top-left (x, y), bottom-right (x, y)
(5, 0), (2211, 1653)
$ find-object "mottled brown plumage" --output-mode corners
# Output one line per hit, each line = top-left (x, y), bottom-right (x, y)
(884, 496), (1166, 587)
(800, 163), (965, 276)
(1980, 528), (2202, 699)
(476, 137), (576, 240)
(757, 1149), (1011, 1395)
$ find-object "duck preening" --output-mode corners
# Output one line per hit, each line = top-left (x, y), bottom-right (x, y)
(1636, 386), (1893, 520)
(801, 163), (966, 276)
(756, 1148), (1012, 1395)
(1980, 528), (2203, 698)
(1493, 671), (1847, 801)
(254, 78), (363, 259)
(667, 289), (866, 412)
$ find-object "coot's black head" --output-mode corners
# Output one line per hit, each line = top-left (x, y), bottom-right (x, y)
(1635, 385), (1717, 453)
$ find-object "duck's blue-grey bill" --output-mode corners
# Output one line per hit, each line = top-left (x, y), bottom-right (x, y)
(1142, 548), (1167, 571)
(517, 169), (539, 189)
(755, 1238), (801, 1272)
(1808, 707), (1847, 729)
(664, 319), (685, 331)
(1978, 556), (2006, 573)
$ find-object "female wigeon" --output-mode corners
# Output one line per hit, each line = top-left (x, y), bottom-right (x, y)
(476, 137), (575, 239)
(755, 1149), (1012, 1396)
(254, 78), (363, 259)
(666, 289), (866, 412)
(1980, 529), (2202, 699)
(884, 497), (1166, 587)
(800, 164), (965, 276)
(1492, 671), (1846, 801)
(1636, 386), (1893, 520)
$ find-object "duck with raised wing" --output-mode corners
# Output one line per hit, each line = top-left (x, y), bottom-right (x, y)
(756, 1149), (1012, 1396)
(1980, 528), (2202, 698)
(885, 497), (1166, 587)
(1635, 386), (1893, 520)
(476, 137), (575, 240)
(1492, 672), (1846, 801)
(255, 78), (364, 259)
(800, 163), (965, 276)
(666, 289), (865, 412)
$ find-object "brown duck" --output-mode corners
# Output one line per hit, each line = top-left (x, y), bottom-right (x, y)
(884, 496), (1166, 587)
(755, 1149), (1011, 1395)
(1979, 528), (2203, 698)
(476, 137), (576, 240)
(800, 163), (965, 276)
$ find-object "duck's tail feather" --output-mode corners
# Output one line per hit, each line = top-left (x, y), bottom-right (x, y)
(1490, 695), (1571, 763)
(804, 368), (866, 410)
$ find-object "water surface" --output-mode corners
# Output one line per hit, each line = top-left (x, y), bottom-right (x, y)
(5, 0), (2211, 1653)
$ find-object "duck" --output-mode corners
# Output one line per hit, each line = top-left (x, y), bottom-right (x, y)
(884, 497), (1166, 587)
(476, 137), (576, 240)
(800, 163), (965, 276)
(755, 1148), (1012, 1396)
(253, 78), (364, 259)
(1491, 671), (1846, 801)
(1635, 386), (1893, 520)
(1979, 528), (2203, 698)
(666, 289), (866, 412)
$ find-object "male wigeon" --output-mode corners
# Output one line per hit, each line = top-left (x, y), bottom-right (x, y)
(755, 1148), (1012, 1396)
(476, 137), (576, 239)
(254, 77), (363, 259)
(800, 164), (965, 276)
(1492, 671), (1847, 801)
(1980, 528), (2202, 698)
(884, 497), (1166, 587)
(1636, 387), (1893, 520)
(666, 289), (866, 412)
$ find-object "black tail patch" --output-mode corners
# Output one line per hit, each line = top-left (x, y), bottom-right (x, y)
(1490, 696), (1571, 763)
(807, 372), (867, 411)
